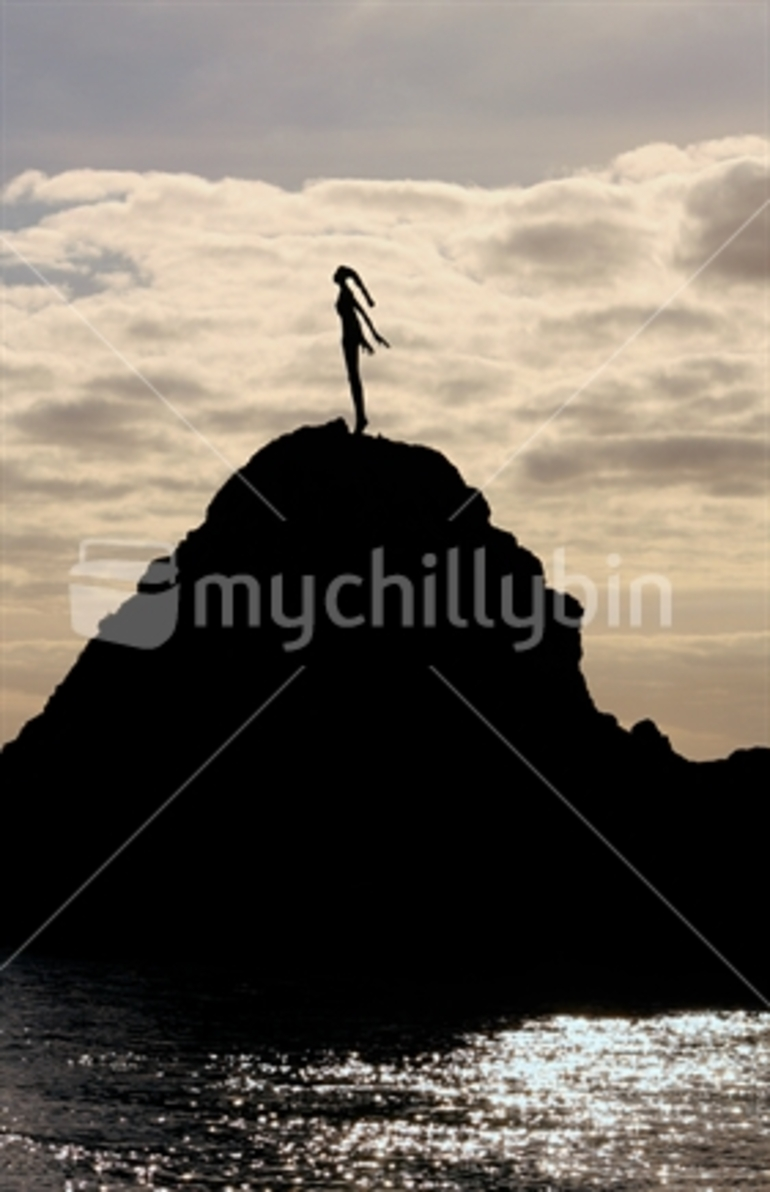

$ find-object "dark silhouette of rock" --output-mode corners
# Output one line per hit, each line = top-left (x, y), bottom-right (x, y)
(1, 420), (767, 1007)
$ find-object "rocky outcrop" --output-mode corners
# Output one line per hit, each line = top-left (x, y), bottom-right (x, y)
(1, 421), (767, 1004)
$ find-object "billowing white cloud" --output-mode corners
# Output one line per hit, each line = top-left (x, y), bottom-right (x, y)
(676, 156), (769, 281)
(1, 136), (768, 756)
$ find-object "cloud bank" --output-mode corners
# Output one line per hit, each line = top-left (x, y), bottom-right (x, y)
(2, 136), (768, 756)
(5, 2), (765, 188)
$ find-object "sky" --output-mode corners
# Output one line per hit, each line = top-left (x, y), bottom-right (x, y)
(1, 0), (768, 761)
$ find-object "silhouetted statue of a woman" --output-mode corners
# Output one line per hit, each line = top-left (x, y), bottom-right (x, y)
(333, 266), (390, 434)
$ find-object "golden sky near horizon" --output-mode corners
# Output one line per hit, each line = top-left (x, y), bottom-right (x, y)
(1, 1), (768, 761)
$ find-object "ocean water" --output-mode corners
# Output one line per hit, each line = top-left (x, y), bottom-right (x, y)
(0, 957), (768, 1191)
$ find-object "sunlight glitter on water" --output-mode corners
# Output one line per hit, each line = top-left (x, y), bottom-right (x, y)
(207, 1012), (769, 1190)
(0, 960), (768, 1192)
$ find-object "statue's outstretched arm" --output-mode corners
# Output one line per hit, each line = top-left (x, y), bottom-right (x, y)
(354, 298), (390, 348)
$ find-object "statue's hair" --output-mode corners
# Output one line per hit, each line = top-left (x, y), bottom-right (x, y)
(335, 264), (375, 307)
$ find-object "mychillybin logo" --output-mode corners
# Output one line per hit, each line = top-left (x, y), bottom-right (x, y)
(71, 542), (671, 652)
(193, 547), (672, 652)
(70, 539), (178, 649)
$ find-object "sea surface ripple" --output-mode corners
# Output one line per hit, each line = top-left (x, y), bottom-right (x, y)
(0, 958), (768, 1191)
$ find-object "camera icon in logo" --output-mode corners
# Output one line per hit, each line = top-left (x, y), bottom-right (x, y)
(69, 539), (179, 649)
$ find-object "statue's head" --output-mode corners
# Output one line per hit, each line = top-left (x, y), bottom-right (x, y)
(333, 265), (374, 307)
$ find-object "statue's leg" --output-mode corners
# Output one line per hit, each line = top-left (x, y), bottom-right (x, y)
(343, 340), (367, 433)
